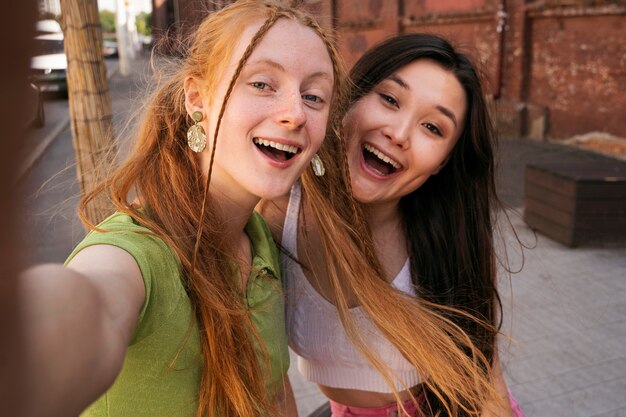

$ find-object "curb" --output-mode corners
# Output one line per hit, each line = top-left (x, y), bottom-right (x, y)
(17, 114), (71, 182)
(17, 60), (121, 182)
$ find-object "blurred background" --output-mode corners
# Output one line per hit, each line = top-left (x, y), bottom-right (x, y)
(34, 0), (626, 144)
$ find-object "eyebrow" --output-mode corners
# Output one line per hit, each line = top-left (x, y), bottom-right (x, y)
(247, 59), (333, 82)
(249, 58), (285, 72)
(436, 105), (458, 128)
(386, 74), (459, 128)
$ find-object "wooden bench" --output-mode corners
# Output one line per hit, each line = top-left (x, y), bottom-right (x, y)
(524, 160), (626, 247)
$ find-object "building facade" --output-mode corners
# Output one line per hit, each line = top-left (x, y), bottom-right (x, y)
(152, 0), (626, 140)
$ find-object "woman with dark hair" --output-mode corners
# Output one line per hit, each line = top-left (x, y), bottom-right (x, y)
(261, 33), (524, 416)
(16, 1), (344, 416)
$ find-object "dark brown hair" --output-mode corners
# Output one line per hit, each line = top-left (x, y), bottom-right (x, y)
(291, 32), (506, 416)
(350, 31), (501, 354)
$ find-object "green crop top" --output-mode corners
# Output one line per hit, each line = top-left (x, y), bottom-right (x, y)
(67, 211), (289, 417)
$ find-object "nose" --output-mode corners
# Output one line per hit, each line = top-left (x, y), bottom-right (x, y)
(276, 90), (307, 129)
(381, 118), (411, 149)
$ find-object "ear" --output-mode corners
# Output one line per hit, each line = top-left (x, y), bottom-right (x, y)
(183, 76), (206, 117)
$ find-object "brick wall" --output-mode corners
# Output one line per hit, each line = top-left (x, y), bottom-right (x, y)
(151, 0), (626, 140)
(525, 9), (626, 138)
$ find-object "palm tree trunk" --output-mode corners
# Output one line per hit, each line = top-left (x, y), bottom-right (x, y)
(60, 0), (116, 225)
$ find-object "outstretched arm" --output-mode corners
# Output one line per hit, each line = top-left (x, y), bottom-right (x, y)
(20, 244), (145, 417)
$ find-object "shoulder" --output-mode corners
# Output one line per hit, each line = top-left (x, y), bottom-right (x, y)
(67, 211), (188, 344)
(67, 212), (184, 307)
(68, 212), (178, 269)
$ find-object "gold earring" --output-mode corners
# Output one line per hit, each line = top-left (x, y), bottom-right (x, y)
(311, 153), (325, 176)
(187, 111), (206, 153)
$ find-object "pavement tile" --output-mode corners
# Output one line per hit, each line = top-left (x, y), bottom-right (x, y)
(519, 377), (626, 417)
(589, 408), (626, 417)
(510, 357), (626, 401)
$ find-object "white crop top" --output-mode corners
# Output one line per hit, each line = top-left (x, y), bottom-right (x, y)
(282, 182), (422, 393)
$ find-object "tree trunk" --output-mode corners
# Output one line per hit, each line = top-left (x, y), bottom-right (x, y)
(60, 0), (116, 225)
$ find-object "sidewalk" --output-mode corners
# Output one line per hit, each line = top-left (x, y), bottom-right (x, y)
(20, 59), (120, 180)
(19, 54), (626, 417)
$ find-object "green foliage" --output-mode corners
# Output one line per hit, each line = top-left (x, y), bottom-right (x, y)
(100, 10), (116, 34)
(38, 11), (60, 22)
(136, 12), (152, 36)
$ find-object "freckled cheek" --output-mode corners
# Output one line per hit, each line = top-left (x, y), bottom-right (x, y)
(222, 100), (256, 126)
(309, 116), (329, 146)
(246, 101), (270, 118)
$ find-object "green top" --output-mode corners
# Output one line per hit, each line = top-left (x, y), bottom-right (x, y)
(67, 211), (289, 417)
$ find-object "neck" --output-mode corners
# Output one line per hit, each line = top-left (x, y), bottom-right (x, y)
(210, 188), (257, 242)
(363, 199), (408, 280)
(363, 199), (402, 234)
(199, 156), (258, 241)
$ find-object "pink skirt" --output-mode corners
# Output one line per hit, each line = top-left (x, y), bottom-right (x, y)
(508, 390), (525, 417)
(329, 397), (421, 417)
(328, 391), (525, 417)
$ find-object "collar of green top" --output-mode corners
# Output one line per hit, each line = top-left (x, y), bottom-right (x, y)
(245, 212), (280, 280)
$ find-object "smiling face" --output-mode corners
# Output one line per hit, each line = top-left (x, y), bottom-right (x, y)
(345, 59), (467, 208)
(187, 18), (334, 208)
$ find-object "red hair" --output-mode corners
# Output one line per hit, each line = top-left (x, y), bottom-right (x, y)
(79, 1), (345, 416)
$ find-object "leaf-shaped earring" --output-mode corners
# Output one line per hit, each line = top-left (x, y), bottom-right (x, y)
(187, 111), (207, 153)
(311, 153), (325, 176)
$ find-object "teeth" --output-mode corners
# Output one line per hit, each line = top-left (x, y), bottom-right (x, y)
(253, 137), (298, 154)
(364, 144), (401, 168)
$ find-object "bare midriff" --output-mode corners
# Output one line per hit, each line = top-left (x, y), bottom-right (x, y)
(318, 384), (422, 408)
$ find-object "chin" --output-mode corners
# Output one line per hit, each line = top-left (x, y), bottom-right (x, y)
(350, 181), (373, 203)
(352, 190), (373, 204)
(256, 184), (293, 201)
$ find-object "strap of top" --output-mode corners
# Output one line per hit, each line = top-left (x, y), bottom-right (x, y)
(282, 181), (302, 255)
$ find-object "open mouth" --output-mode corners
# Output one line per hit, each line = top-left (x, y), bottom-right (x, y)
(362, 144), (401, 176)
(253, 137), (300, 162)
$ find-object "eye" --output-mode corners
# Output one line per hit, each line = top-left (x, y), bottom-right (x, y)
(250, 81), (270, 90)
(423, 122), (442, 136)
(378, 93), (398, 108)
(302, 94), (323, 104)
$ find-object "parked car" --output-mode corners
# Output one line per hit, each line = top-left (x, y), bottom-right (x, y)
(102, 40), (118, 58)
(30, 22), (67, 96)
(35, 19), (62, 34)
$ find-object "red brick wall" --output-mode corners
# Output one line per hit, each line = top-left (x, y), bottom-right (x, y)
(404, 0), (490, 15)
(335, 0), (399, 67)
(403, 19), (500, 96)
(527, 12), (626, 138)
(330, 0), (626, 140)
(151, 0), (626, 140)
